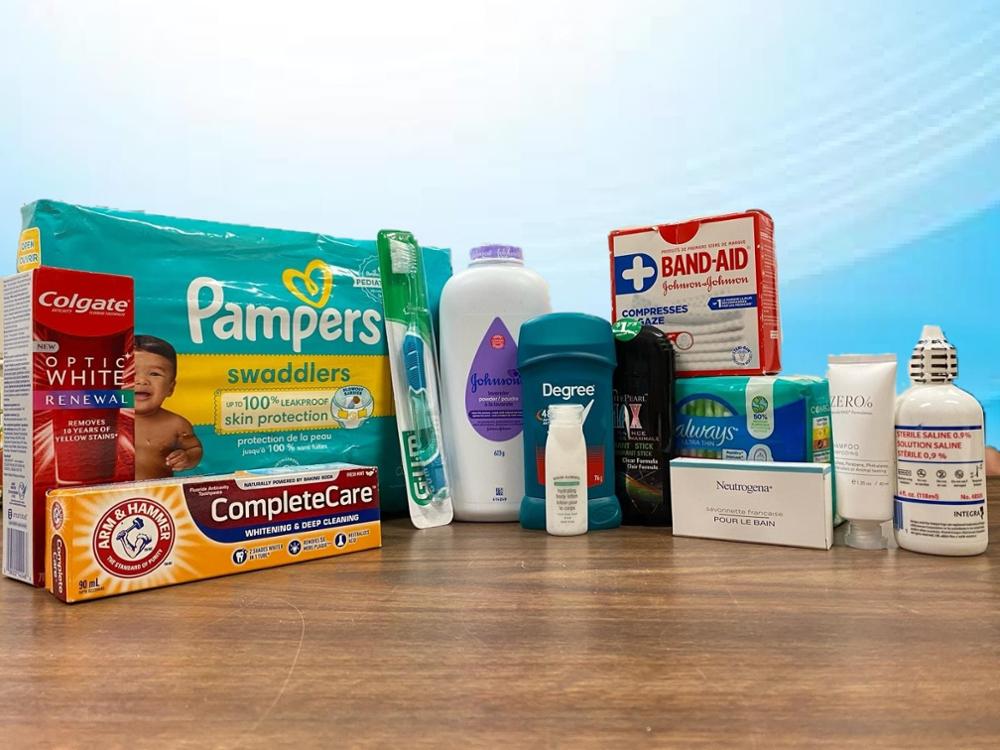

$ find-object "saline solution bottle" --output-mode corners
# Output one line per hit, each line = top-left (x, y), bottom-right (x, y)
(894, 325), (988, 556)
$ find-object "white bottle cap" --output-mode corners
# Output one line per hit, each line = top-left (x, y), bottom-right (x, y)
(909, 324), (958, 383)
(548, 403), (584, 424)
(845, 519), (885, 550)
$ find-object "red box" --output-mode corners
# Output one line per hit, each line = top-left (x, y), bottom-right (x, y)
(2, 266), (135, 586)
(610, 210), (781, 377)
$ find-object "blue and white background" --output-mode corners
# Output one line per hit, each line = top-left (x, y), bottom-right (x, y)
(1, 1), (998, 438)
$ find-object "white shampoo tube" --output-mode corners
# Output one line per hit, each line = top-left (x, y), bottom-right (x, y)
(827, 354), (897, 550)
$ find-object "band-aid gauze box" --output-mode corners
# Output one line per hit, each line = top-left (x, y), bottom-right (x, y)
(610, 210), (781, 377)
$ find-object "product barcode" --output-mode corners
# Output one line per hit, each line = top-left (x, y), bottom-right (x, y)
(5, 528), (27, 578)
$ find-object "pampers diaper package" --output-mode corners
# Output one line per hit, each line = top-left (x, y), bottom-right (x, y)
(17, 201), (452, 515)
(45, 464), (379, 603)
(610, 210), (781, 377)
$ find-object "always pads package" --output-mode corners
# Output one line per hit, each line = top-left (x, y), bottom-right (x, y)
(610, 210), (781, 377)
(19, 201), (452, 514)
(674, 375), (832, 464)
(674, 374), (837, 519)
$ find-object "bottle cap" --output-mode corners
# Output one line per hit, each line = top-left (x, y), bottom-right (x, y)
(844, 519), (885, 550)
(470, 244), (523, 263)
(909, 324), (958, 383)
(612, 318), (643, 342)
(548, 403), (584, 424)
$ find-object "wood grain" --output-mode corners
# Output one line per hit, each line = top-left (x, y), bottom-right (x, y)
(2, 479), (998, 749)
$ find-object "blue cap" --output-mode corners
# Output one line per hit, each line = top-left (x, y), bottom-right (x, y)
(470, 244), (523, 261)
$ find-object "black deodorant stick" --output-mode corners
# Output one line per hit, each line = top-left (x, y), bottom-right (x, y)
(612, 321), (676, 526)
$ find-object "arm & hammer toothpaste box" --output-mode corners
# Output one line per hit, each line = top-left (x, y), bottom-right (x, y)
(45, 464), (380, 602)
(3, 266), (135, 586)
(670, 458), (832, 549)
(610, 210), (781, 377)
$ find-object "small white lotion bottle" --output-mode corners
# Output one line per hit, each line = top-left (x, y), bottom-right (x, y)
(894, 325), (988, 556)
(545, 404), (588, 536)
(827, 354), (897, 550)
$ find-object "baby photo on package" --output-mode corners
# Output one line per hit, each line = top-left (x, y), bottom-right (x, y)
(18, 201), (452, 514)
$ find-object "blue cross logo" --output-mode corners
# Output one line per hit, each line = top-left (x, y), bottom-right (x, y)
(615, 253), (658, 294)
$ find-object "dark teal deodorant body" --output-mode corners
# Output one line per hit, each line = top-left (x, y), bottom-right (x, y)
(518, 313), (620, 530)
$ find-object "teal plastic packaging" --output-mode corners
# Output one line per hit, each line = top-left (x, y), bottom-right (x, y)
(674, 375), (832, 463)
(518, 313), (620, 530)
(18, 200), (452, 516)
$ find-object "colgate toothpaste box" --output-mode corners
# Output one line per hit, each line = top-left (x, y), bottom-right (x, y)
(2, 266), (135, 586)
(610, 210), (781, 377)
(45, 464), (380, 603)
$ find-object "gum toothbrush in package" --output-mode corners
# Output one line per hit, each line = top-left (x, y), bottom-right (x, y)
(376, 230), (453, 529)
(17, 200), (452, 516)
(610, 210), (781, 377)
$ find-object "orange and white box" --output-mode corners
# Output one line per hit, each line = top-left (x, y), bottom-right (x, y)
(45, 464), (380, 603)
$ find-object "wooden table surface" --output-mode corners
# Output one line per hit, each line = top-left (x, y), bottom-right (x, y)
(2, 478), (998, 748)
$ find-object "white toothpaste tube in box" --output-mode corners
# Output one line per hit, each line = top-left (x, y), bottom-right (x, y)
(670, 458), (833, 549)
(610, 210), (781, 377)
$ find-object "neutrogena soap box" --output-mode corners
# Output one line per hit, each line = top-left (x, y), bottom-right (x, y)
(2, 266), (135, 586)
(610, 210), (781, 377)
(17, 200), (452, 516)
(670, 458), (833, 549)
(46, 464), (380, 603)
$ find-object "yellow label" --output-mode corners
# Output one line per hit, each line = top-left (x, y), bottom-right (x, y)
(216, 388), (379, 434)
(813, 421), (831, 442)
(164, 353), (393, 430)
(16, 227), (41, 271)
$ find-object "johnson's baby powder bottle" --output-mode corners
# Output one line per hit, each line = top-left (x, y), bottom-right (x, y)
(439, 245), (552, 521)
